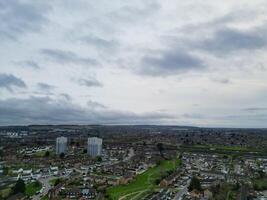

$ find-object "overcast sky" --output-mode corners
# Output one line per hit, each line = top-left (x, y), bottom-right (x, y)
(0, 0), (267, 127)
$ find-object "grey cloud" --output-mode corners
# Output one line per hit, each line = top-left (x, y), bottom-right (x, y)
(37, 82), (55, 91)
(211, 78), (231, 84)
(108, 2), (160, 24)
(0, 0), (50, 40)
(15, 60), (40, 69)
(0, 73), (26, 92)
(182, 112), (267, 128)
(78, 78), (103, 88)
(87, 100), (106, 109)
(40, 49), (98, 66)
(73, 1), (160, 38)
(181, 9), (259, 34)
(220, 114), (267, 125)
(243, 107), (267, 112)
(196, 28), (266, 55)
(80, 35), (118, 50)
(60, 93), (72, 101)
(0, 96), (174, 125)
(137, 49), (204, 76)
(182, 113), (205, 119)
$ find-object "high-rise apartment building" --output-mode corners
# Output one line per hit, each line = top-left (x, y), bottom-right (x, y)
(56, 136), (67, 155)
(87, 137), (102, 157)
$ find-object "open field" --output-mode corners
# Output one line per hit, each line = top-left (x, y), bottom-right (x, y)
(106, 158), (181, 200)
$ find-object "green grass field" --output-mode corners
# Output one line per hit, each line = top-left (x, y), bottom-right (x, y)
(106, 159), (181, 200)
(25, 181), (42, 196)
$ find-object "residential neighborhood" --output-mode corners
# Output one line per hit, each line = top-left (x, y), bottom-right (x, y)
(0, 125), (266, 200)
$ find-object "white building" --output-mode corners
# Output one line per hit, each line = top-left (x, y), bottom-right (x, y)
(56, 136), (67, 155)
(87, 137), (102, 157)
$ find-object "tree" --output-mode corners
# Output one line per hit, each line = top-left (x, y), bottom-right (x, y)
(12, 179), (26, 194)
(188, 176), (202, 192)
(96, 156), (102, 162)
(258, 170), (265, 178)
(76, 142), (80, 148)
(44, 151), (50, 157)
(156, 143), (164, 157)
(59, 152), (65, 159)
(70, 139), (75, 146)
(54, 178), (61, 186)
(83, 149), (87, 154)
(233, 182), (240, 191)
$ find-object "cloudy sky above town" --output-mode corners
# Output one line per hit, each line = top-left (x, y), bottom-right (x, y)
(0, 0), (267, 127)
